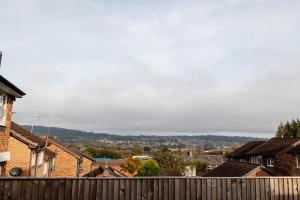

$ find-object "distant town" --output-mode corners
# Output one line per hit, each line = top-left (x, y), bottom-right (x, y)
(24, 125), (265, 151)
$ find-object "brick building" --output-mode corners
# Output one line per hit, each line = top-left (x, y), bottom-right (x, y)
(5, 122), (55, 177)
(203, 161), (272, 177)
(0, 75), (25, 176)
(45, 137), (94, 177)
(222, 137), (300, 176)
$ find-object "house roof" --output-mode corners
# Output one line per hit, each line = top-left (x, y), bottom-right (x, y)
(45, 136), (93, 161)
(82, 166), (127, 177)
(287, 143), (300, 154)
(96, 159), (125, 167)
(246, 137), (300, 156)
(228, 141), (266, 158)
(0, 75), (25, 98)
(203, 161), (262, 177)
(10, 122), (45, 147)
(192, 155), (224, 166)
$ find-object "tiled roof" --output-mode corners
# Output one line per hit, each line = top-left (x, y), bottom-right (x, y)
(228, 141), (265, 158)
(203, 161), (260, 177)
(246, 137), (300, 156)
(11, 122), (45, 147)
(46, 136), (93, 161)
(96, 159), (125, 167)
(192, 155), (224, 166)
(46, 136), (81, 158)
(287, 143), (300, 154)
(83, 166), (127, 177)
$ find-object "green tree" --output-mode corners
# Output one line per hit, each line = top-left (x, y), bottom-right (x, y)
(153, 151), (188, 175)
(276, 122), (285, 138)
(143, 146), (152, 152)
(137, 159), (161, 176)
(283, 121), (292, 137)
(84, 147), (98, 157)
(275, 119), (300, 138)
(296, 119), (300, 137)
(120, 158), (142, 175)
(84, 148), (122, 159)
(193, 160), (208, 176)
(131, 145), (143, 155)
(291, 119), (298, 137)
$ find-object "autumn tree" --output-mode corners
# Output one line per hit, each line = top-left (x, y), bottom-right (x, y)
(120, 158), (142, 175)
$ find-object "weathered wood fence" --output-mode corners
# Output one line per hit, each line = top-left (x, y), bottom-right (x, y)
(0, 177), (300, 200)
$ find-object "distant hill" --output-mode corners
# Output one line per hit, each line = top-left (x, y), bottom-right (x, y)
(22, 125), (266, 144)
(22, 125), (111, 143)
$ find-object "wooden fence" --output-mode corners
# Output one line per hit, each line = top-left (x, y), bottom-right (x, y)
(0, 177), (300, 200)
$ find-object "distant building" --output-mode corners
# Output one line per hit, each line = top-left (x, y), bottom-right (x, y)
(132, 155), (151, 160)
(195, 155), (225, 170)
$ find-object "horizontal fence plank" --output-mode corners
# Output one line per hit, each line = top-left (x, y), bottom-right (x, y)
(0, 177), (299, 200)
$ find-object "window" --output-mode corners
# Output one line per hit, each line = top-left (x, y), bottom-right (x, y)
(266, 157), (274, 167)
(0, 93), (7, 126)
(251, 156), (262, 164)
(297, 155), (300, 169)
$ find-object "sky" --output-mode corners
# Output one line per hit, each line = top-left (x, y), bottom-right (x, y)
(0, 0), (300, 137)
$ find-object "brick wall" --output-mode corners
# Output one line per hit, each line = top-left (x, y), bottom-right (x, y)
(48, 144), (78, 177)
(80, 157), (93, 177)
(0, 97), (13, 152)
(6, 136), (30, 176)
(275, 153), (300, 176)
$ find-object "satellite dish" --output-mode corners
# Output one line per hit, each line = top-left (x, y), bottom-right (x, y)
(9, 167), (23, 176)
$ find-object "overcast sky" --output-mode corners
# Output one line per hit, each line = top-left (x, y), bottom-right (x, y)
(1, 0), (299, 137)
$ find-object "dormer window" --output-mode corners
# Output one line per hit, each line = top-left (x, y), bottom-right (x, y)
(0, 93), (7, 126)
(266, 157), (274, 167)
(251, 156), (262, 164)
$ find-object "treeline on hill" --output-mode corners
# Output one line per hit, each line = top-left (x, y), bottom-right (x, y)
(84, 147), (123, 159)
(276, 119), (300, 138)
(23, 125), (263, 144)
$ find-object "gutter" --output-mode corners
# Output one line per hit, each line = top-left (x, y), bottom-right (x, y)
(10, 130), (38, 148)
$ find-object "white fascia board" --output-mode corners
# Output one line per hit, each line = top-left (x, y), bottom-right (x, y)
(0, 151), (10, 162)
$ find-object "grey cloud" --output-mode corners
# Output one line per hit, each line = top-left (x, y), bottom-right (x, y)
(1, 0), (299, 137)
